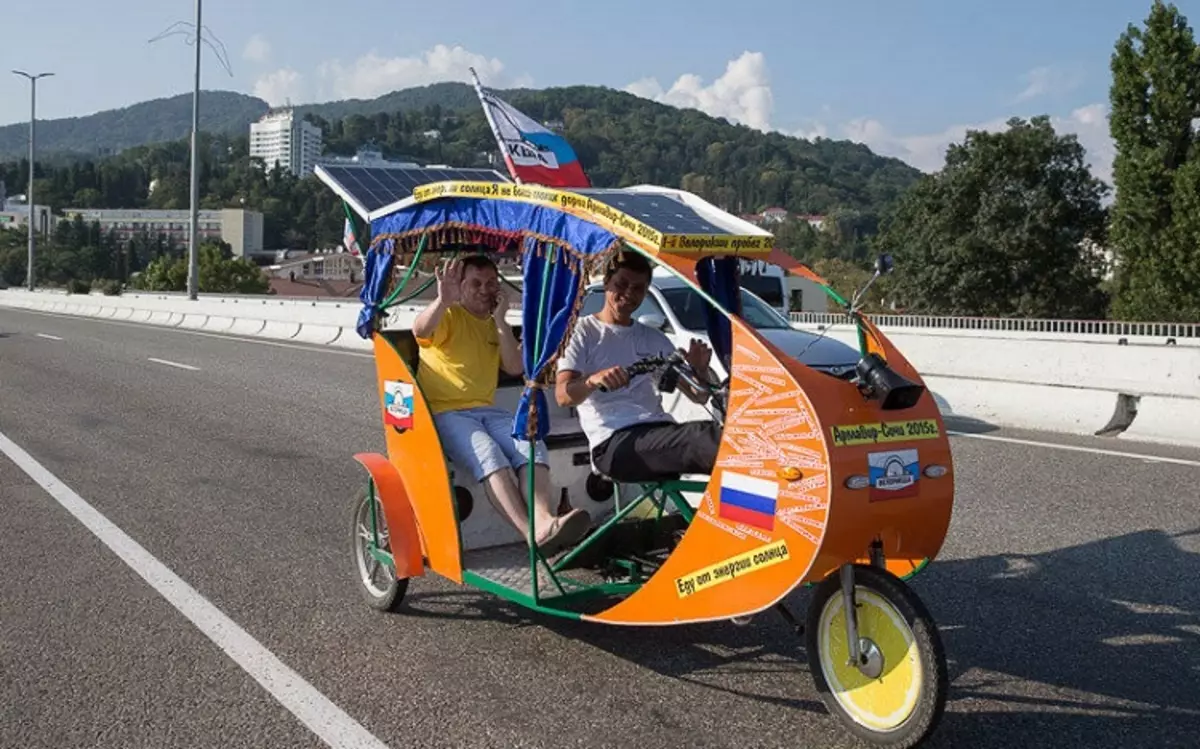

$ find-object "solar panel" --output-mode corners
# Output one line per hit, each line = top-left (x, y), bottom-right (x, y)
(317, 165), (511, 218)
(572, 189), (731, 236)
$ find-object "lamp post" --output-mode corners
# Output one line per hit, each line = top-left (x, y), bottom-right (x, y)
(149, 0), (233, 301)
(187, 0), (201, 300)
(11, 70), (53, 291)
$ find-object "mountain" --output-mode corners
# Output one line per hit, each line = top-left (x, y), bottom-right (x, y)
(0, 91), (269, 160)
(0, 83), (495, 160)
(0, 82), (923, 254)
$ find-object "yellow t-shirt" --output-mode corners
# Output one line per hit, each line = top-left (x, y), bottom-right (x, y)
(415, 305), (500, 414)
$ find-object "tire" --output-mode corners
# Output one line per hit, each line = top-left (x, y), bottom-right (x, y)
(805, 564), (947, 749)
(350, 486), (409, 612)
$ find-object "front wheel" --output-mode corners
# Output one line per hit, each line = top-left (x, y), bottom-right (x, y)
(805, 565), (947, 749)
(350, 486), (409, 612)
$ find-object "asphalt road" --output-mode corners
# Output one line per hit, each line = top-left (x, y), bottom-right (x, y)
(2, 307), (1198, 749)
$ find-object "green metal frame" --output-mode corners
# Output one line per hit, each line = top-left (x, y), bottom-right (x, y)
(458, 479), (707, 618)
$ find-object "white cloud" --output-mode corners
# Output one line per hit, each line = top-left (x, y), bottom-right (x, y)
(248, 42), (536, 107)
(242, 33), (270, 63)
(1014, 64), (1084, 103)
(624, 53), (1115, 186)
(253, 68), (305, 106)
(623, 51), (774, 132)
(315, 44), (531, 101)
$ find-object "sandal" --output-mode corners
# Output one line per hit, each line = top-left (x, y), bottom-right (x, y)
(535, 508), (592, 555)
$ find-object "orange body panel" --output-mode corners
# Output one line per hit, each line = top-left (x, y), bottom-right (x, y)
(352, 452), (426, 580)
(763, 247), (834, 288)
(370, 333), (464, 583)
(585, 259), (954, 625)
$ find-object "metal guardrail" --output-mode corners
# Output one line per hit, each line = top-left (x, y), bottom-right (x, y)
(789, 312), (1200, 339)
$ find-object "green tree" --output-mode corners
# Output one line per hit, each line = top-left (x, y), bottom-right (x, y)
(1108, 1), (1200, 322)
(0, 228), (26, 286)
(873, 116), (1110, 318)
(811, 257), (893, 313)
(130, 241), (268, 294)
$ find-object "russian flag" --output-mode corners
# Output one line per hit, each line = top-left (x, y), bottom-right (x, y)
(471, 69), (590, 189)
(717, 471), (779, 531)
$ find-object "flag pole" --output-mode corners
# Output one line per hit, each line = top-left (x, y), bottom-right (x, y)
(469, 66), (522, 184)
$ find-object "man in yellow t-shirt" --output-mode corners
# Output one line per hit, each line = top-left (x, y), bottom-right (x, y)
(413, 255), (590, 555)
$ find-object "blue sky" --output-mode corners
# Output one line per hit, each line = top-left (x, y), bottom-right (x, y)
(1, 0), (1180, 183)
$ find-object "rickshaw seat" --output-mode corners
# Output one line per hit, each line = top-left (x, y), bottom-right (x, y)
(588, 460), (680, 486)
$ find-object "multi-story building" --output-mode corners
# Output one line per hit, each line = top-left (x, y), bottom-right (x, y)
(59, 208), (264, 258)
(249, 109), (323, 177)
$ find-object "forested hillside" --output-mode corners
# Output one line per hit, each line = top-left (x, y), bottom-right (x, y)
(0, 84), (921, 266)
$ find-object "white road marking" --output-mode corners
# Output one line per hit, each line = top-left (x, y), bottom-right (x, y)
(36, 333), (62, 340)
(0, 428), (392, 749)
(948, 430), (1200, 468)
(147, 357), (199, 371)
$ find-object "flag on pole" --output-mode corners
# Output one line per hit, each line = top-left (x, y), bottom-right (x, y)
(342, 204), (362, 256)
(469, 68), (590, 188)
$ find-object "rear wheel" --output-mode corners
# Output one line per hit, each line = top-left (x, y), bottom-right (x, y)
(350, 486), (409, 612)
(805, 565), (947, 748)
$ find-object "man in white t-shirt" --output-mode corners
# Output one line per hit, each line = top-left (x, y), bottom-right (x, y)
(554, 251), (721, 483)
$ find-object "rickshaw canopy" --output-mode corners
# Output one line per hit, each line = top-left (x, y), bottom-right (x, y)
(317, 165), (778, 442)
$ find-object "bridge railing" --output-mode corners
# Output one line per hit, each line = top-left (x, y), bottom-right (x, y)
(789, 311), (1200, 340)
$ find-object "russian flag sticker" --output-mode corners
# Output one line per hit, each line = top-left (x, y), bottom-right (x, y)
(717, 471), (779, 531)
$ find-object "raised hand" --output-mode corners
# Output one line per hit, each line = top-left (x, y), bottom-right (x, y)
(434, 259), (462, 305)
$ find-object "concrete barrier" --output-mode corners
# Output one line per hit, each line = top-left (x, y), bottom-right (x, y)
(260, 321), (302, 340)
(204, 316), (237, 332)
(293, 323), (342, 345)
(3, 288), (1198, 449)
(230, 318), (266, 336)
(1116, 395), (1200, 446)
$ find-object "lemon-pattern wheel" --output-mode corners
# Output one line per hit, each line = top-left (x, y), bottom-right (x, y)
(805, 565), (947, 749)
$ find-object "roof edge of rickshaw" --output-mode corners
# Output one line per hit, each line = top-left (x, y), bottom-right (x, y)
(367, 179), (778, 259)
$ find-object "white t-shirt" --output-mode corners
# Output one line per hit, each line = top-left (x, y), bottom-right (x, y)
(557, 315), (678, 448)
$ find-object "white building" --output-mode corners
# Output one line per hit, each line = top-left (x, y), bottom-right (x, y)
(0, 198), (53, 237)
(249, 109), (323, 177)
(59, 208), (264, 258)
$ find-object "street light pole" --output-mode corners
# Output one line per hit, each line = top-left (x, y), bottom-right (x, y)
(187, 0), (202, 300)
(12, 69), (53, 291)
(148, 0), (233, 301)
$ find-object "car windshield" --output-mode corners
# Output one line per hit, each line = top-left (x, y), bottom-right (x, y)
(659, 287), (791, 331)
(737, 274), (784, 309)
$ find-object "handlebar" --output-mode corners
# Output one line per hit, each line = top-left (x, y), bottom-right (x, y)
(594, 352), (677, 392)
(594, 351), (729, 427)
(592, 350), (676, 391)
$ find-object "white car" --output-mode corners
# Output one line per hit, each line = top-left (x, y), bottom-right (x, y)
(578, 268), (860, 382)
